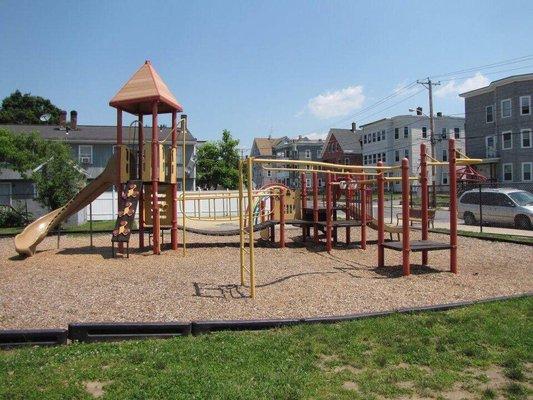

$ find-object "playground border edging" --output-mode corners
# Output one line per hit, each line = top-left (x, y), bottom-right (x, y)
(0, 293), (530, 349)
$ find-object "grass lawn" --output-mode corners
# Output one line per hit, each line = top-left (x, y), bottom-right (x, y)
(1, 298), (532, 399)
(0, 220), (138, 235)
(431, 227), (533, 245)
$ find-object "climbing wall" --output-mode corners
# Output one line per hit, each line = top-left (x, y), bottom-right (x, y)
(111, 180), (142, 243)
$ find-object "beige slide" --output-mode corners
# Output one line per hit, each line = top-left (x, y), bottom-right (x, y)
(14, 154), (118, 257)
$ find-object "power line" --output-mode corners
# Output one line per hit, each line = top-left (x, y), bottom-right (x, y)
(429, 55), (533, 80)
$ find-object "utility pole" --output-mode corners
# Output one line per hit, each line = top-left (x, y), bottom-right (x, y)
(417, 78), (440, 208)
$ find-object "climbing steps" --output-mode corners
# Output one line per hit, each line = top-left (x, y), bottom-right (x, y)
(111, 180), (142, 257)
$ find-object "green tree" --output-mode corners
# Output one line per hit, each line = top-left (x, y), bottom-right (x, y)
(0, 129), (86, 211)
(0, 90), (62, 125)
(196, 130), (241, 189)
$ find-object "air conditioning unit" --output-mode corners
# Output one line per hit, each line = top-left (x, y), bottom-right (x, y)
(80, 156), (91, 164)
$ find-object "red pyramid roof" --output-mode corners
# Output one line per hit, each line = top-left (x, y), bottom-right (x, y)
(109, 60), (183, 115)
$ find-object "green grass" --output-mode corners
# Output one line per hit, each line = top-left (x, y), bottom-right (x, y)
(0, 220), (138, 235)
(1, 298), (532, 399)
(431, 227), (533, 245)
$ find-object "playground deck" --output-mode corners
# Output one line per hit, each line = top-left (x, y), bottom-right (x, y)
(0, 229), (531, 330)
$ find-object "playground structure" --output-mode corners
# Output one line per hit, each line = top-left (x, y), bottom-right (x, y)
(13, 61), (482, 300)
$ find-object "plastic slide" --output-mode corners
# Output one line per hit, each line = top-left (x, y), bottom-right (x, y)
(14, 154), (118, 257)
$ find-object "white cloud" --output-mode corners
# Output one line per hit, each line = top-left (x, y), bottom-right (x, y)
(308, 85), (365, 119)
(435, 72), (490, 98)
(294, 132), (328, 141)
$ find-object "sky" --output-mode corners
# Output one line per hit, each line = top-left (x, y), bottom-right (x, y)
(1, 0), (533, 151)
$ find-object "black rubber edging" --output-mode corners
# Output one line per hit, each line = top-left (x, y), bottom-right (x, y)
(0, 329), (67, 349)
(191, 318), (300, 335)
(426, 228), (533, 247)
(1, 293), (530, 348)
(68, 322), (191, 343)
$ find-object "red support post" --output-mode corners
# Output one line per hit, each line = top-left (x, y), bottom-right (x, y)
(151, 102), (160, 255)
(279, 189), (286, 248)
(326, 173), (332, 252)
(269, 194), (275, 242)
(300, 172), (307, 241)
(377, 161), (385, 266)
(171, 111), (178, 250)
(420, 143), (429, 265)
(360, 183), (367, 250)
(401, 158), (410, 275)
(312, 171), (318, 244)
(116, 109), (124, 253)
(449, 138), (458, 274)
(345, 178), (351, 245)
(138, 114), (144, 249)
(332, 174), (337, 245)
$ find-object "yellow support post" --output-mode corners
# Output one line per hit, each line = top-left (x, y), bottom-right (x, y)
(238, 159), (245, 286)
(247, 156), (255, 298)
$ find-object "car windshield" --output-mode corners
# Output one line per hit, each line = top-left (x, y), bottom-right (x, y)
(508, 191), (533, 206)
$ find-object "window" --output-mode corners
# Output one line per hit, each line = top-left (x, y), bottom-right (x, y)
(454, 128), (460, 139)
(381, 130), (386, 141)
(377, 132), (381, 142)
(372, 154), (376, 164)
(363, 155), (367, 164)
(372, 132), (376, 142)
(485, 136), (496, 158)
(501, 99), (511, 118)
(305, 149), (311, 158)
(442, 149), (448, 162)
(382, 153), (386, 163)
(521, 129), (532, 148)
(501, 131), (512, 150)
(486, 105), (494, 123)
(78, 145), (93, 164)
(316, 150), (321, 158)
(404, 149), (409, 159)
(395, 150), (400, 162)
(520, 96), (531, 115)
(394, 128), (399, 139)
(522, 162), (532, 181)
(503, 163), (513, 181)
(306, 178), (311, 187)
(460, 193), (479, 205)
(442, 172), (449, 185)
(344, 157), (350, 165)
(422, 127), (427, 138)
(403, 127), (408, 138)
(441, 128), (447, 139)
(363, 135), (367, 144)
(266, 170), (272, 177)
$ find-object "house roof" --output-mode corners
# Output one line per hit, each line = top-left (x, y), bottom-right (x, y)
(109, 60), (183, 115)
(0, 124), (197, 144)
(322, 128), (362, 156)
(459, 73), (533, 98)
(252, 137), (284, 156)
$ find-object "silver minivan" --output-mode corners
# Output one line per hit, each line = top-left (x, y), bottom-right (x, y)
(458, 188), (533, 230)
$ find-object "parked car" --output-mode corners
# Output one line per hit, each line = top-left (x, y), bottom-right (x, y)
(458, 188), (533, 230)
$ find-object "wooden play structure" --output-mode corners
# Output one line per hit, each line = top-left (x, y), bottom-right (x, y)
(13, 61), (483, 301)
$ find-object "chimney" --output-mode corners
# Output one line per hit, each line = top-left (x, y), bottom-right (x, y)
(436, 112), (443, 117)
(59, 110), (67, 129)
(351, 122), (356, 132)
(416, 107), (423, 115)
(70, 110), (77, 130)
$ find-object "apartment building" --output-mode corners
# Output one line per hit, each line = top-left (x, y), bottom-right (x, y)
(460, 74), (533, 190)
(250, 136), (286, 188)
(360, 114), (465, 191)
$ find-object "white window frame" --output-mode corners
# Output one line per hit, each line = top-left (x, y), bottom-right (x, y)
(521, 129), (532, 148)
(395, 150), (400, 162)
(442, 149), (448, 162)
(422, 127), (427, 138)
(501, 99), (511, 118)
(520, 95), (531, 116)
(266, 170), (272, 178)
(403, 127), (408, 138)
(501, 131), (512, 150)
(441, 172), (449, 185)
(485, 105), (494, 123)
(404, 149), (409, 159)
(305, 149), (311, 159)
(454, 128), (460, 139)
(485, 135), (497, 158)
(306, 178), (311, 187)
(394, 128), (399, 139)
(502, 163), (513, 182)
(522, 162), (532, 182)
(78, 145), (93, 164)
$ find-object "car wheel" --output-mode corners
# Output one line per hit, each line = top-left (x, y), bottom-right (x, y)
(463, 212), (476, 225)
(514, 215), (532, 230)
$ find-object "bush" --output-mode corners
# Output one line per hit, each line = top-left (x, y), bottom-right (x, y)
(0, 203), (32, 228)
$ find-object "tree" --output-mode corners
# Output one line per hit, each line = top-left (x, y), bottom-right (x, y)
(196, 130), (241, 189)
(0, 90), (62, 125)
(0, 129), (86, 211)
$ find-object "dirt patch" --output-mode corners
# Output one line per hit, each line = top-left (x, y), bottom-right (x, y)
(442, 383), (473, 399)
(83, 381), (112, 398)
(342, 381), (358, 391)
